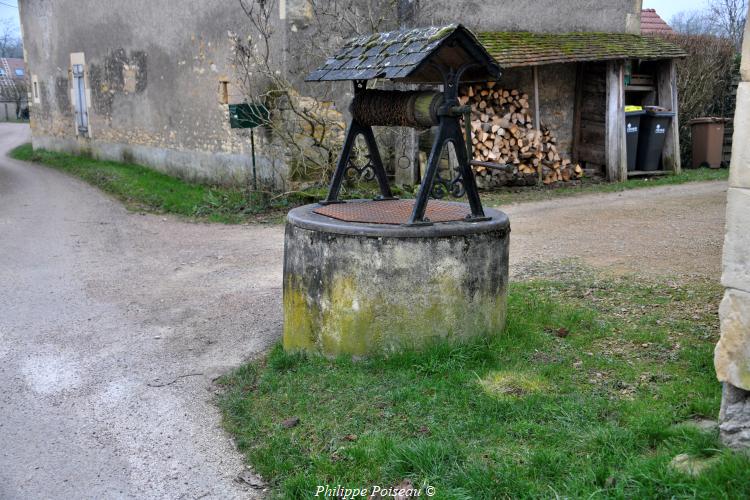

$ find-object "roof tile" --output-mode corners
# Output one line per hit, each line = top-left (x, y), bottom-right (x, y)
(306, 24), (500, 83)
(477, 31), (686, 68)
(641, 9), (674, 35)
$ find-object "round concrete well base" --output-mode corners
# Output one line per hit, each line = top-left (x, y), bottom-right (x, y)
(283, 201), (511, 358)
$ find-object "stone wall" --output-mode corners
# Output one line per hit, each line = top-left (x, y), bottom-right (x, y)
(19, 0), (288, 187)
(715, 9), (750, 449)
(18, 0), (642, 187)
(415, 0), (642, 34)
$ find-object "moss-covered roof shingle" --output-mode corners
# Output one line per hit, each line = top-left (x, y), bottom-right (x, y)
(477, 32), (687, 68)
(306, 24), (501, 83)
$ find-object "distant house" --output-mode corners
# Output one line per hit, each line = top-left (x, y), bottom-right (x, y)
(0, 57), (28, 120)
(641, 9), (674, 35)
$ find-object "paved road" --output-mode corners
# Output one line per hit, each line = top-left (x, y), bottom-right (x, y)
(0, 122), (727, 499)
(0, 124), (277, 498)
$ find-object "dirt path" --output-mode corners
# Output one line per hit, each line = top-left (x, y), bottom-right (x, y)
(501, 181), (727, 279)
(0, 122), (727, 498)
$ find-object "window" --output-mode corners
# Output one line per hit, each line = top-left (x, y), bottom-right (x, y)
(14, 68), (23, 76)
(31, 74), (40, 104)
(72, 64), (88, 134)
(0, 69), (5, 76)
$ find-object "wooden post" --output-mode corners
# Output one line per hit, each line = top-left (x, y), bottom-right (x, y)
(605, 61), (627, 182)
(533, 66), (542, 185)
(657, 59), (682, 174)
(572, 63), (584, 163)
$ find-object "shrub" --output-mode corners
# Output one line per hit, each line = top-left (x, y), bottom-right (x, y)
(662, 34), (739, 166)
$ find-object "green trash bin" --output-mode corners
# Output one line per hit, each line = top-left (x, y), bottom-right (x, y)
(625, 108), (645, 171)
(636, 108), (675, 171)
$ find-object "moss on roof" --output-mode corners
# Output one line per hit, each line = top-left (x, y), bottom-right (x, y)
(477, 32), (687, 68)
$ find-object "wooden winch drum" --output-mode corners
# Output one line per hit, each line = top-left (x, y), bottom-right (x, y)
(351, 90), (444, 128)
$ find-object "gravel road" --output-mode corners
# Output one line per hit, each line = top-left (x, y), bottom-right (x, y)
(503, 181), (727, 279)
(0, 123), (727, 498)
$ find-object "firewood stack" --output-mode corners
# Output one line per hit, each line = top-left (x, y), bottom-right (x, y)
(459, 82), (583, 188)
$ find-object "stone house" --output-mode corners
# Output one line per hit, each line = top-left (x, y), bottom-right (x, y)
(20, 0), (654, 187)
(0, 57), (28, 120)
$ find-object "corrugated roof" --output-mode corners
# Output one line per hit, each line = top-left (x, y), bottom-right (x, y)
(477, 31), (686, 68)
(641, 9), (674, 35)
(306, 24), (501, 83)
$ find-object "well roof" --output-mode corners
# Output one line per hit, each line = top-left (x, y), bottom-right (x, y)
(306, 24), (501, 84)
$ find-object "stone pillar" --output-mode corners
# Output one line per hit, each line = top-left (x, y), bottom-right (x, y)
(715, 9), (750, 450)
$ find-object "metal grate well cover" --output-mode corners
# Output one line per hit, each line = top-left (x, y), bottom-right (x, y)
(313, 200), (471, 225)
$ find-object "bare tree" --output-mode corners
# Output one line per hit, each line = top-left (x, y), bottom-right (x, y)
(231, 0), (408, 188)
(671, 10), (713, 35)
(707, 0), (747, 49)
(0, 18), (23, 58)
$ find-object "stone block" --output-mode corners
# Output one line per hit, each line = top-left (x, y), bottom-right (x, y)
(729, 83), (750, 189)
(741, 11), (750, 82)
(719, 383), (750, 449)
(722, 187), (750, 292)
(716, 288), (750, 389)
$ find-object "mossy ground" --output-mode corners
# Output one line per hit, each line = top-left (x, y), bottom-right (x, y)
(219, 266), (748, 499)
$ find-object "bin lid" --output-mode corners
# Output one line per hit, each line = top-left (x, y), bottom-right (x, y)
(688, 117), (730, 125)
(645, 107), (675, 117)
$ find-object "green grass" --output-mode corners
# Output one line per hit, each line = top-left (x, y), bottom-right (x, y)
(481, 168), (729, 207)
(9, 143), (321, 223)
(219, 270), (749, 499)
(10, 143), (729, 222)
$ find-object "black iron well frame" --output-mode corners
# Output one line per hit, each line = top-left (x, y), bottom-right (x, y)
(320, 63), (489, 226)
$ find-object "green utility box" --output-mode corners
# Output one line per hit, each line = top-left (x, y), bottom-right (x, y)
(229, 103), (269, 129)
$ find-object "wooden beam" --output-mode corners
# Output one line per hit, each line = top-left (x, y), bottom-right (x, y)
(533, 66), (542, 185)
(657, 59), (682, 174)
(605, 61), (627, 182)
(572, 63), (584, 163)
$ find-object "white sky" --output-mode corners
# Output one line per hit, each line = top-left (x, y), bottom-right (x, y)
(0, 0), (19, 32)
(642, 0), (710, 22)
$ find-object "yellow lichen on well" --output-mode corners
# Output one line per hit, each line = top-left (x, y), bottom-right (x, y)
(319, 275), (376, 357)
(283, 268), (506, 357)
(282, 276), (317, 352)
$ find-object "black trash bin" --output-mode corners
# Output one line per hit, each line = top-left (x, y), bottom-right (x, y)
(636, 109), (675, 171)
(625, 109), (645, 171)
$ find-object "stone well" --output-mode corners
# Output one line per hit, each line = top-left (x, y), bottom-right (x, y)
(283, 200), (510, 357)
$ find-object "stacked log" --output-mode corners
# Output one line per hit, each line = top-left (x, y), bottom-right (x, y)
(459, 82), (583, 188)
